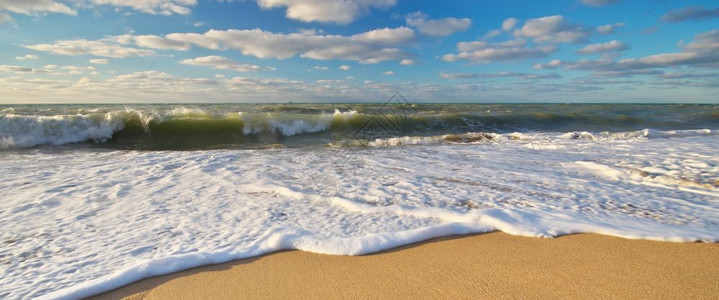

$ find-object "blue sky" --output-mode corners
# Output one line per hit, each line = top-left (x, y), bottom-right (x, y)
(1, 0), (718, 103)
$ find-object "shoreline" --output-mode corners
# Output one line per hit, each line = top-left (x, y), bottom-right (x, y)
(89, 232), (719, 299)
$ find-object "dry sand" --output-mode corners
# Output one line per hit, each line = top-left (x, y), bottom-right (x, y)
(90, 232), (719, 299)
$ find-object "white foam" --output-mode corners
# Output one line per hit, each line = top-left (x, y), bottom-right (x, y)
(2, 134), (719, 299)
(241, 109), (359, 136)
(0, 113), (124, 148)
(358, 128), (718, 149)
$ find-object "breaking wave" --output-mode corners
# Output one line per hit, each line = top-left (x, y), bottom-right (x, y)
(1, 104), (718, 150)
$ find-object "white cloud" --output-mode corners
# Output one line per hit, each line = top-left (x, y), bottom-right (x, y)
(480, 18), (517, 40)
(502, 17), (518, 31)
(661, 5), (719, 23)
(581, 0), (621, 7)
(597, 22), (624, 34)
(73, 71), (219, 96)
(15, 54), (40, 60)
(514, 15), (592, 44)
(0, 65), (41, 73)
(2, 66), (715, 103)
(406, 11), (471, 37)
(256, 0), (397, 24)
(88, 0), (197, 16)
(658, 72), (719, 79)
(440, 71), (560, 80)
(111, 34), (192, 50)
(27, 27), (416, 63)
(0, 0), (76, 16)
(0, 64), (98, 76)
(89, 58), (109, 64)
(534, 29), (719, 77)
(382, 71), (394, 75)
(578, 40), (627, 54)
(534, 59), (563, 69)
(443, 39), (556, 63)
(180, 55), (274, 72)
(313, 66), (329, 70)
(513, 15), (622, 44)
(0, 12), (12, 25)
(684, 30), (719, 52)
(59, 65), (97, 75)
(339, 65), (351, 71)
(399, 59), (414, 65)
(125, 27), (415, 64)
(316, 79), (346, 85)
(26, 39), (156, 58)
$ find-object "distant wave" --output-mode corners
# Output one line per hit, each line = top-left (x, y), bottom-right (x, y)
(338, 129), (719, 148)
(2, 104), (718, 150)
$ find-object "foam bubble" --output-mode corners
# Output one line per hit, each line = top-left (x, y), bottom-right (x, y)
(2, 134), (719, 299)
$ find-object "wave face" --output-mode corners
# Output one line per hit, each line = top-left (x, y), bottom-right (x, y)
(2, 104), (718, 150)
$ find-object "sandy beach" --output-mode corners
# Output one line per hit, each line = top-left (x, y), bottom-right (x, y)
(90, 232), (719, 299)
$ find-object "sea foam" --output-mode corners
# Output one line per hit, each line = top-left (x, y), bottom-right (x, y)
(2, 133), (719, 299)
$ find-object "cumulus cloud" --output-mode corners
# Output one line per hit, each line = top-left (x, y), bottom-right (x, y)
(0, 0), (76, 16)
(256, 0), (397, 24)
(661, 6), (719, 23)
(15, 54), (40, 60)
(581, 0), (621, 7)
(399, 59), (414, 65)
(578, 40), (627, 54)
(440, 71), (560, 80)
(535, 29), (719, 77)
(502, 18), (518, 31)
(596, 22), (624, 34)
(684, 30), (719, 52)
(88, 0), (197, 16)
(180, 55), (274, 72)
(2, 65), (712, 103)
(0, 12), (13, 24)
(69, 71), (219, 98)
(339, 65), (351, 71)
(406, 11), (471, 37)
(0, 65), (41, 73)
(443, 39), (556, 63)
(514, 15), (593, 44)
(26, 39), (156, 58)
(112, 27), (415, 64)
(382, 71), (394, 75)
(0, 64), (98, 75)
(481, 17), (518, 40)
(89, 59), (109, 64)
(534, 59), (563, 69)
(657, 72), (719, 79)
(58, 65), (98, 75)
(512, 15), (621, 45)
(111, 34), (192, 50)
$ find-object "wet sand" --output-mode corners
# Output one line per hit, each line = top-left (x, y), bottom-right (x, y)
(90, 232), (719, 299)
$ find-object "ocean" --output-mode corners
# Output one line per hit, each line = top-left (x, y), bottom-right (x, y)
(2, 103), (719, 299)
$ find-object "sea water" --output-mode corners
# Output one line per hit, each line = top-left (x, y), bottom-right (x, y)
(1, 103), (718, 299)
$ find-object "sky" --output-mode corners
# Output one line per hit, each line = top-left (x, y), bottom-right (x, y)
(1, 0), (718, 103)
